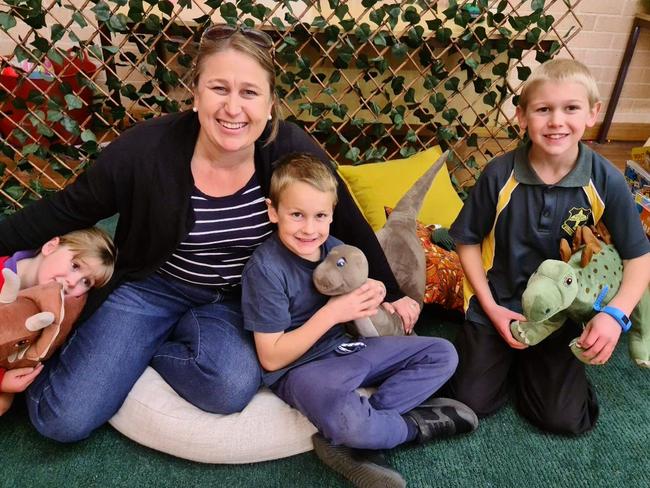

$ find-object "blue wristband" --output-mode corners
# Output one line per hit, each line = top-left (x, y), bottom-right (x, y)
(593, 285), (632, 332)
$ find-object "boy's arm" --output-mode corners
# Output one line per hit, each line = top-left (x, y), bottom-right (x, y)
(456, 243), (527, 349)
(578, 252), (650, 364)
(254, 284), (380, 372)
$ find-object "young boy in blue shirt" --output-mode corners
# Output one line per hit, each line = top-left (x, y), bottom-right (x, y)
(449, 58), (650, 435)
(241, 153), (477, 487)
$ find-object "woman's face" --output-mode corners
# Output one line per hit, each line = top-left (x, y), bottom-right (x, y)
(193, 48), (274, 156)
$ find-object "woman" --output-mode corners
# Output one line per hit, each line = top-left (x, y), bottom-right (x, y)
(0, 24), (419, 442)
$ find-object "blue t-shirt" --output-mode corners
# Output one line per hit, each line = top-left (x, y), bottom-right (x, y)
(450, 141), (650, 326)
(241, 233), (349, 385)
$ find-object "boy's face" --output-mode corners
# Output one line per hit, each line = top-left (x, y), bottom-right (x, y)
(516, 80), (600, 163)
(38, 238), (104, 297)
(267, 181), (335, 262)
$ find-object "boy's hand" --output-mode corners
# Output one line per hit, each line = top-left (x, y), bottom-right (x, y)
(576, 312), (621, 364)
(383, 296), (420, 334)
(485, 304), (528, 349)
(0, 363), (44, 393)
(325, 282), (380, 324)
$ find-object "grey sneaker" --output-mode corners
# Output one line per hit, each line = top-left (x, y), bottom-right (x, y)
(312, 434), (406, 488)
(404, 397), (478, 444)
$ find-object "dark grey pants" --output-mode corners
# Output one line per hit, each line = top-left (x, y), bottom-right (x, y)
(272, 335), (458, 449)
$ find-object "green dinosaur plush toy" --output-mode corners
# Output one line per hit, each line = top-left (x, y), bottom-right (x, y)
(510, 224), (650, 368)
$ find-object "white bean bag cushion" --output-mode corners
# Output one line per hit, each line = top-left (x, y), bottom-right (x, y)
(109, 367), (318, 464)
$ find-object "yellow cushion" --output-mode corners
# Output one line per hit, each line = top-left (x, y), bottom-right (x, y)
(338, 146), (463, 231)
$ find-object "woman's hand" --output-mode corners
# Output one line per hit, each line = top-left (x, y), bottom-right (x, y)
(383, 296), (420, 334)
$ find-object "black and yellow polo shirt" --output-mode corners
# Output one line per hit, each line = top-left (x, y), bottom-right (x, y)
(450, 142), (650, 327)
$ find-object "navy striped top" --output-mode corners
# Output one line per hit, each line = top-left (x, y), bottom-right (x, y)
(158, 174), (274, 290)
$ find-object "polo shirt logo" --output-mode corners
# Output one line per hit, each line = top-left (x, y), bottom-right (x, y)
(561, 207), (592, 236)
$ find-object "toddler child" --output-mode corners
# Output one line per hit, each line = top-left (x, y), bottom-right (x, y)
(448, 58), (650, 434)
(0, 227), (116, 415)
(241, 153), (478, 488)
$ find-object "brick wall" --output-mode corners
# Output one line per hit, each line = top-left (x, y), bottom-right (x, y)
(570, 0), (650, 125)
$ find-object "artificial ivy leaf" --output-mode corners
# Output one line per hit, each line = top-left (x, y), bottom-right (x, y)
(332, 103), (348, 118)
(436, 27), (452, 44)
(429, 92), (446, 111)
(399, 146), (417, 158)
(444, 77), (460, 92)
(442, 108), (458, 123)
(361, 0), (379, 7)
(387, 7), (400, 30)
(334, 4), (349, 20)
(404, 88), (416, 104)
(538, 14), (554, 31)
(36, 122), (54, 137)
(466, 133), (479, 148)
(47, 47), (64, 66)
(369, 9), (385, 26)
(0, 12), (17, 30)
(492, 62), (508, 76)
(144, 14), (161, 32)
(391, 42), (407, 59)
(526, 27), (541, 44)
(64, 94), (83, 110)
(47, 109), (64, 122)
(532, 0), (545, 11)
(391, 76), (405, 94)
(405, 129), (417, 143)
(355, 23), (371, 43)
(373, 32), (387, 47)
(517, 66), (532, 81)
(402, 7), (420, 25)
(27, 90), (45, 104)
(498, 27), (512, 38)
(345, 146), (360, 162)
(91, 2), (111, 22)
(108, 13), (129, 32)
(437, 126), (456, 141)
(483, 91), (497, 107)
(81, 129), (97, 142)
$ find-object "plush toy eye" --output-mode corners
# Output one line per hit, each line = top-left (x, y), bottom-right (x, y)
(15, 339), (29, 347)
(336, 257), (347, 267)
(564, 276), (573, 286)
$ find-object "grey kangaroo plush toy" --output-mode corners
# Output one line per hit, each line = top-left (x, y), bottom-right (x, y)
(313, 151), (449, 337)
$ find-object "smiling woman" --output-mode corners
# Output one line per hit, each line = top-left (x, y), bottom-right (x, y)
(0, 24), (406, 445)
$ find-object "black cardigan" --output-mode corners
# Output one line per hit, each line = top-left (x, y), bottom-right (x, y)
(0, 111), (402, 318)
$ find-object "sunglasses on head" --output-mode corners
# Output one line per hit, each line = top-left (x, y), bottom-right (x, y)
(200, 23), (273, 49)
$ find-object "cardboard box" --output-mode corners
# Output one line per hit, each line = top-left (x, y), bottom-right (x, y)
(635, 191), (650, 238)
(631, 145), (650, 173)
(625, 160), (650, 198)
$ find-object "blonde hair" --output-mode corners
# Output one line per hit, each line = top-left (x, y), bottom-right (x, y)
(518, 58), (600, 111)
(269, 153), (338, 208)
(192, 27), (280, 142)
(57, 227), (116, 288)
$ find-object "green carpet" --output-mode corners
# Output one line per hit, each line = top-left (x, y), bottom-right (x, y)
(1, 313), (648, 488)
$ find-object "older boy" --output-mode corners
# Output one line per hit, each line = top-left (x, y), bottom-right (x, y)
(448, 58), (650, 434)
(241, 153), (477, 488)
(0, 227), (116, 414)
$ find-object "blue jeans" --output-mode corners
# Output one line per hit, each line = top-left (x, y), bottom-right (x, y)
(26, 273), (261, 442)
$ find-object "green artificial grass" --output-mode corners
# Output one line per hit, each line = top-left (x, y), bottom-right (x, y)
(1, 312), (649, 488)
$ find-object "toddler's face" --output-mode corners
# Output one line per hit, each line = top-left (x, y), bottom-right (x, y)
(37, 240), (104, 297)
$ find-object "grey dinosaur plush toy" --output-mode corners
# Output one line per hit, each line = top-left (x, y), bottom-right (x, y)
(313, 244), (404, 337)
(313, 151), (449, 337)
(375, 151), (448, 309)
